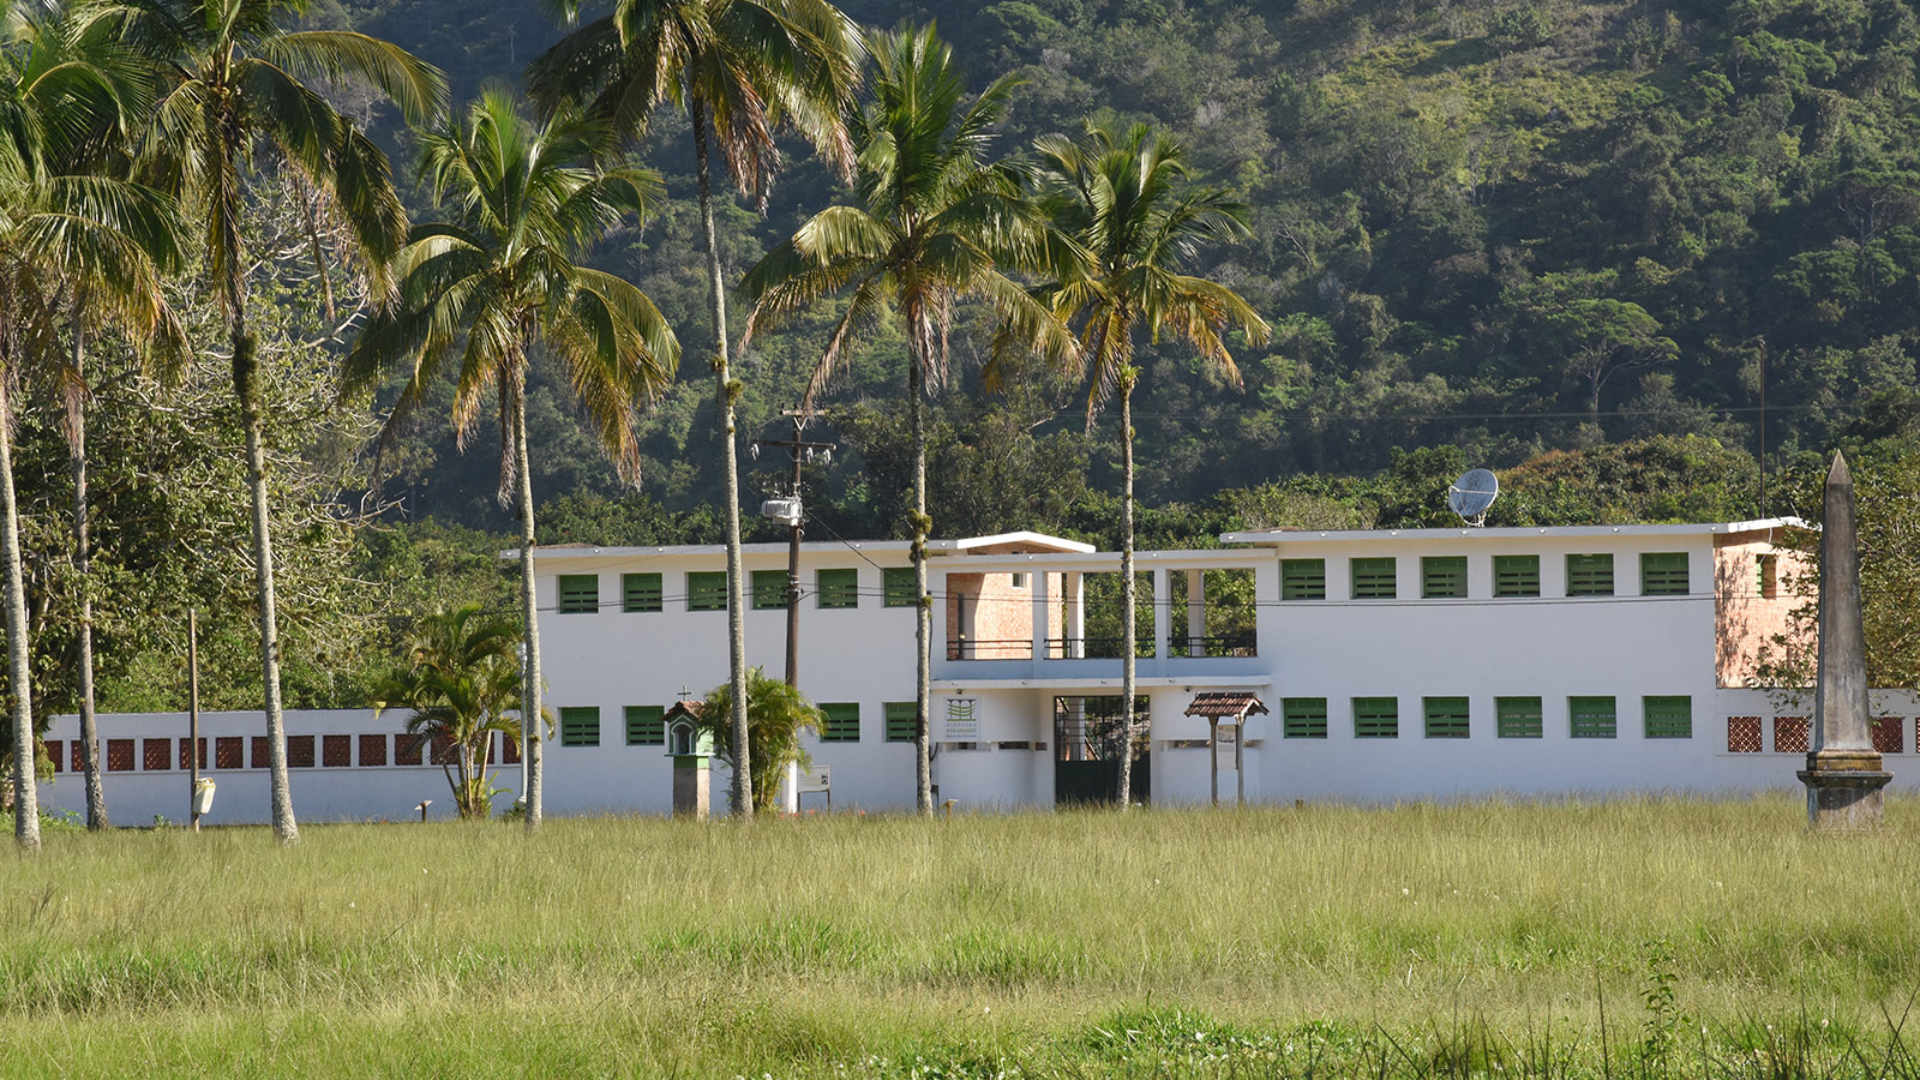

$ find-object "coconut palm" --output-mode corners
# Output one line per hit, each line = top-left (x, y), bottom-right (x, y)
(1015, 121), (1269, 806)
(342, 88), (679, 832)
(742, 24), (1071, 815)
(527, 0), (864, 819)
(372, 603), (532, 819)
(82, 0), (446, 844)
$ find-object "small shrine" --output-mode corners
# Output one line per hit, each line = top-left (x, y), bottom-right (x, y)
(662, 700), (714, 819)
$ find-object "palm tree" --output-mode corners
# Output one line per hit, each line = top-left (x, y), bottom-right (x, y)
(527, 0), (863, 820)
(0, 1), (185, 850)
(696, 665), (819, 816)
(373, 603), (533, 819)
(742, 24), (1070, 815)
(1016, 121), (1269, 807)
(343, 88), (679, 833)
(86, 0), (446, 844)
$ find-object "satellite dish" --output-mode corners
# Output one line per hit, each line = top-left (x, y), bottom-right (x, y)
(1447, 469), (1499, 527)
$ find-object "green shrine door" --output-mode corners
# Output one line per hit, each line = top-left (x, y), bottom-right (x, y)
(1053, 696), (1150, 807)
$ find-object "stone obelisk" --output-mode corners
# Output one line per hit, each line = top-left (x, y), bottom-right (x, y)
(1798, 450), (1891, 829)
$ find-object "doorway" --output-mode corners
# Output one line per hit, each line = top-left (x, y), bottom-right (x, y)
(1052, 695), (1150, 806)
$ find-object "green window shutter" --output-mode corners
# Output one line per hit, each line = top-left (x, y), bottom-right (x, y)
(625, 705), (665, 746)
(883, 567), (917, 607)
(1353, 697), (1398, 738)
(817, 568), (858, 609)
(687, 571), (728, 611)
(751, 569), (789, 610)
(1570, 696), (1617, 739)
(1421, 557), (1467, 599)
(1566, 554), (1614, 596)
(1283, 698), (1328, 739)
(556, 574), (598, 614)
(1493, 555), (1540, 598)
(560, 707), (600, 747)
(1496, 697), (1543, 739)
(1757, 555), (1778, 597)
(1423, 697), (1470, 738)
(1281, 559), (1326, 600)
(884, 702), (918, 742)
(819, 703), (860, 743)
(1641, 552), (1689, 595)
(622, 573), (662, 613)
(1643, 696), (1692, 739)
(1351, 558), (1397, 599)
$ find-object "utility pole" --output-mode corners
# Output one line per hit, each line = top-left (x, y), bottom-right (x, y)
(751, 411), (832, 687)
(188, 607), (200, 833)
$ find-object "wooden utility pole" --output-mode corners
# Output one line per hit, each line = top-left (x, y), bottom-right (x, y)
(752, 411), (833, 688)
(188, 607), (200, 832)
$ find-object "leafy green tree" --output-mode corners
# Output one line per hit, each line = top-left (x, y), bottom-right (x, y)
(372, 603), (532, 819)
(529, 0), (864, 820)
(1014, 120), (1267, 806)
(696, 666), (818, 817)
(344, 88), (679, 832)
(1549, 298), (1677, 435)
(742, 24), (1068, 814)
(88, 0), (445, 845)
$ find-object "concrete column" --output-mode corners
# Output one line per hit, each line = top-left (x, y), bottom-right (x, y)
(1031, 567), (1049, 661)
(1066, 572), (1085, 658)
(1151, 568), (1170, 664)
(1185, 569), (1205, 657)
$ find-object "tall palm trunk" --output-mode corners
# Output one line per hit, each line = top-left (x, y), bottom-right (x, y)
(2, 378), (41, 853)
(692, 100), (752, 819)
(910, 353), (931, 815)
(1114, 372), (1137, 808)
(69, 296), (107, 829)
(511, 372), (544, 831)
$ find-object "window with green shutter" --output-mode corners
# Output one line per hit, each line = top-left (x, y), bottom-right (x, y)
(1354, 697), (1398, 738)
(1566, 554), (1613, 596)
(1643, 696), (1692, 739)
(622, 572), (662, 613)
(1283, 698), (1328, 739)
(1422, 557), (1467, 599)
(884, 702), (918, 742)
(557, 574), (598, 614)
(1570, 696), (1617, 738)
(1281, 559), (1326, 600)
(817, 568), (858, 609)
(1423, 697), (1470, 738)
(560, 707), (600, 747)
(625, 705), (665, 746)
(1641, 552), (1689, 595)
(819, 703), (860, 743)
(1757, 554), (1778, 597)
(1496, 697), (1543, 738)
(883, 567), (917, 607)
(687, 571), (728, 611)
(751, 569), (790, 610)
(1351, 558), (1397, 599)
(1493, 555), (1540, 598)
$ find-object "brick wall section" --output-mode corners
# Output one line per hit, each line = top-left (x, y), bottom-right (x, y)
(1714, 531), (1811, 688)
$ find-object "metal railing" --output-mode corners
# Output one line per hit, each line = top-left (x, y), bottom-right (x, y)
(1171, 633), (1258, 658)
(1045, 636), (1158, 660)
(945, 639), (1034, 661)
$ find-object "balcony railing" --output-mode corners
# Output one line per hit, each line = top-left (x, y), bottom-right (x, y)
(1045, 636), (1158, 660)
(945, 639), (1034, 661)
(945, 634), (1255, 661)
(1171, 633), (1258, 658)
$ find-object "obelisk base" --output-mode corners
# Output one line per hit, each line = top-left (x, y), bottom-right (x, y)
(1799, 751), (1891, 830)
(672, 756), (710, 820)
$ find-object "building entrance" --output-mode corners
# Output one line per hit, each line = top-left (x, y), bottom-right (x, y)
(1053, 695), (1150, 806)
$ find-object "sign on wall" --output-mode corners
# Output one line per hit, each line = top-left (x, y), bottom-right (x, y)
(1214, 725), (1239, 771)
(797, 766), (830, 794)
(945, 698), (980, 741)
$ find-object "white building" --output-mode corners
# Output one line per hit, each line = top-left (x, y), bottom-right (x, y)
(40, 519), (1917, 824)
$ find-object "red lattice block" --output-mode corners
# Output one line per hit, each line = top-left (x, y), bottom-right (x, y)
(44, 740), (60, 772)
(394, 733), (424, 766)
(502, 736), (520, 764)
(430, 733), (457, 766)
(215, 737), (243, 769)
(286, 736), (315, 768)
(143, 739), (171, 771)
(1727, 716), (1762, 753)
(252, 736), (269, 768)
(178, 737), (206, 770)
(1774, 716), (1810, 754)
(1873, 717), (1903, 754)
(106, 739), (134, 772)
(71, 741), (84, 772)
(359, 734), (387, 767)
(323, 735), (351, 767)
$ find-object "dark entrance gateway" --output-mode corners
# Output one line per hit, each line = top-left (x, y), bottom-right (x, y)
(1053, 695), (1149, 807)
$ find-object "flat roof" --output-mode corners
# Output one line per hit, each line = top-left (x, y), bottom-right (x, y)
(513, 529), (1093, 561)
(1220, 518), (1804, 545)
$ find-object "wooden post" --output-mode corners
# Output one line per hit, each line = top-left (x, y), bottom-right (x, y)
(188, 608), (200, 833)
(1208, 717), (1219, 807)
(1236, 712), (1245, 805)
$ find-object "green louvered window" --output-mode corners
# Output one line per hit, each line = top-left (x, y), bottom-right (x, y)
(883, 567), (917, 607)
(622, 572), (662, 613)
(625, 705), (665, 746)
(1422, 557), (1467, 599)
(1283, 698), (1328, 739)
(687, 571), (728, 611)
(817, 568), (858, 609)
(1281, 559), (1326, 600)
(1351, 558), (1397, 599)
(1757, 554), (1778, 597)
(560, 707), (600, 747)
(884, 702), (918, 742)
(1570, 696), (1617, 739)
(1641, 552), (1689, 595)
(751, 569), (790, 610)
(819, 703), (860, 743)
(557, 575), (598, 614)
(1643, 696), (1692, 739)
(1493, 555), (1540, 598)
(1566, 554), (1614, 597)
(1354, 697), (1398, 739)
(1496, 697), (1543, 739)
(1423, 697), (1470, 738)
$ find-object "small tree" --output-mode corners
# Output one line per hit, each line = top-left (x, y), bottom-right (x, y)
(697, 667), (819, 816)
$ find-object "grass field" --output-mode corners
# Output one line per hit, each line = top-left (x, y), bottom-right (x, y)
(4, 795), (1920, 1077)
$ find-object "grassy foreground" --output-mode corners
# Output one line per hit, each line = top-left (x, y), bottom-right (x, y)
(4, 795), (1920, 1077)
